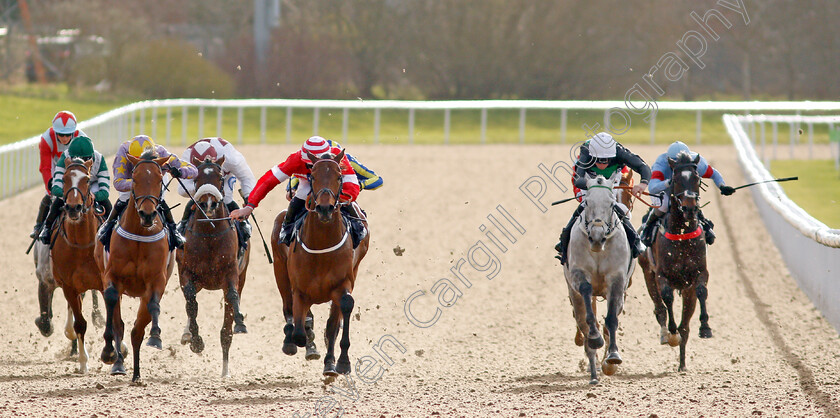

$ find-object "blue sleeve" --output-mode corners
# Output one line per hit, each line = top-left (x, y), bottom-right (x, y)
(697, 156), (725, 187)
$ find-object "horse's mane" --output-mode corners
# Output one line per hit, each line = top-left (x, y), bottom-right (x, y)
(673, 151), (694, 165)
(69, 156), (86, 165)
(139, 147), (158, 160)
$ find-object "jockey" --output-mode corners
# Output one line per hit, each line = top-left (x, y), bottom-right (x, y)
(31, 111), (88, 239)
(640, 141), (736, 246)
(38, 136), (111, 244)
(176, 137), (257, 257)
(285, 138), (382, 199)
(97, 135), (197, 250)
(229, 136), (365, 248)
(555, 132), (651, 265)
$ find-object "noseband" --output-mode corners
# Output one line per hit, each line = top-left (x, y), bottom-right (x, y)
(669, 163), (700, 214)
(581, 184), (620, 238)
(63, 162), (93, 214)
(131, 159), (164, 209)
(306, 159), (343, 213)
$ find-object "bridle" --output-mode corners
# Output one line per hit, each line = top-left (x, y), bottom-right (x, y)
(669, 162), (700, 215)
(63, 161), (94, 215)
(581, 184), (620, 239)
(131, 159), (164, 209)
(305, 158), (344, 213)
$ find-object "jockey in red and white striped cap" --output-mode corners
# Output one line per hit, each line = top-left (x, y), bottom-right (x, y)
(230, 136), (362, 245)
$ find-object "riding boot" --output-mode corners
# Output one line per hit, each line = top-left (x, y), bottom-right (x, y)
(641, 209), (665, 247)
(616, 208), (643, 258)
(279, 197), (306, 245)
(98, 199), (128, 248)
(697, 208), (716, 245)
(341, 204), (367, 249)
(159, 199), (185, 249)
(226, 201), (250, 257)
(39, 197), (64, 245)
(97, 199), (113, 219)
(555, 204), (584, 264)
(177, 201), (196, 236)
(31, 194), (52, 239)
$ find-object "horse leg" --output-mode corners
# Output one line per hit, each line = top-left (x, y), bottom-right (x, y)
(659, 277), (680, 347)
(91, 290), (105, 329)
(335, 292), (354, 375)
(146, 292), (163, 350)
(643, 264), (668, 345)
(35, 280), (54, 337)
(181, 280), (204, 353)
(226, 282), (247, 334)
(103, 283), (126, 374)
(291, 293), (309, 348)
(578, 280), (603, 350)
(305, 310), (320, 360)
(678, 287), (698, 372)
(603, 278), (626, 367)
(131, 298), (152, 383)
(323, 303), (341, 377)
(63, 288), (89, 373)
(64, 303), (79, 357)
(567, 284), (597, 383)
(697, 274), (713, 338)
(220, 291), (234, 378)
(585, 343), (599, 385)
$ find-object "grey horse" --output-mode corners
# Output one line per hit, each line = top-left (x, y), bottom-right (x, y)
(563, 172), (635, 385)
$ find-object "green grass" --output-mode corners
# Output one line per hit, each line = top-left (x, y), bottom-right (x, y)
(770, 159), (840, 228)
(2, 87), (838, 147)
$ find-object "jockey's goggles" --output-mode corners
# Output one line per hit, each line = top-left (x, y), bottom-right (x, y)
(594, 157), (613, 165)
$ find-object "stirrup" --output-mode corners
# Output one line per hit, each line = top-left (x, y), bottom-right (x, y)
(38, 227), (51, 245)
(279, 223), (294, 245)
(30, 224), (43, 239)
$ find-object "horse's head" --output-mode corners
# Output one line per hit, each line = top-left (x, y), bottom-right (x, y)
(667, 152), (701, 217)
(192, 155), (226, 215)
(307, 149), (345, 223)
(62, 158), (93, 221)
(581, 172), (620, 252)
(127, 150), (170, 228)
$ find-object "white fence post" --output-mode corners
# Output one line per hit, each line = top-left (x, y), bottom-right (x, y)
(408, 108), (415, 144)
(480, 108), (487, 144)
(313, 108), (320, 136)
(217, 107), (223, 138)
(342, 108), (349, 143)
(444, 109), (451, 145)
(181, 106), (188, 146)
(237, 107), (244, 145)
(374, 108), (381, 144)
(519, 108), (526, 144)
(560, 109), (567, 144)
(165, 106), (172, 146)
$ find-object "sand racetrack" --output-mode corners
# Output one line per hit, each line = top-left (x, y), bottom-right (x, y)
(1, 144), (839, 417)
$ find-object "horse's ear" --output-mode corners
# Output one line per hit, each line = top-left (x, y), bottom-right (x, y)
(668, 158), (676, 169)
(692, 154), (700, 164)
(215, 155), (225, 167)
(191, 155), (202, 166)
(333, 149), (345, 163)
(84, 159), (93, 170)
(306, 151), (318, 163)
(126, 154), (140, 166)
(154, 156), (171, 167)
(608, 170), (622, 184)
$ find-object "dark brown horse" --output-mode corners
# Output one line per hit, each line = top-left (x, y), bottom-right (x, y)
(176, 155), (250, 377)
(95, 150), (175, 382)
(637, 152), (712, 371)
(49, 159), (105, 373)
(271, 149), (370, 377)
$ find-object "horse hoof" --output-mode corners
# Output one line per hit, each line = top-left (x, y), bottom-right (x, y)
(190, 336), (205, 354)
(699, 327), (713, 339)
(336, 359), (351, 375)
(282, 343), (298, 356)
(180, 331), (192, 345)
(668, 333), (681, 347)
(305, 342), (320, 360)
(120, 342), (129, 358)
(589, 378), (599, 385)
(146, 336), (163, 350)
(130, 377), (146, 386)
(111, 362), (126, 376)
(588, 335), (604, 350)
(602, 362), (617, 376)
(35, 317), (53, 337)
(574, 330), (584, 347)
(293, 333), (307, 348)
(100, 347), (117, 365)
(606, 352), (623, 365)
(323, 367), (338, 377)
(233, 324), (248, 334)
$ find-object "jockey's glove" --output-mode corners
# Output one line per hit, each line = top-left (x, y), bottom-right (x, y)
(94, 190), (109, 202)
(719, 185), (736, 196)
(51, 185), (63, 198)
(168, 164), (182, 178)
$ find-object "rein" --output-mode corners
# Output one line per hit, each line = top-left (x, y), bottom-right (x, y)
(131, 159), (164, 209)
(298, 158), (349, 254)
(614, 185), (660, 209)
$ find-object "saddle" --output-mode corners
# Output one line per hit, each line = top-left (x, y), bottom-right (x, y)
(290, 206), (367, 249)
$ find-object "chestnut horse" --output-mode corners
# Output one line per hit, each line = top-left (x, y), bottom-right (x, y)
(95, 150), (175, 382)
(47, 159), (106, 373)
(637, 152), (712, 372)
(271, 150), (370, 377)
(176, 155), (250, 377)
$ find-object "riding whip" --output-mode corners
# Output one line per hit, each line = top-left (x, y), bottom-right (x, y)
(172, 173), (215, 228)
(733, 176), (798, 191)
(551, 196), (579, 206)
(239, 189), (273, 264)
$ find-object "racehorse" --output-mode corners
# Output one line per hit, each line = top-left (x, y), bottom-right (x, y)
(618, 167), (635, 215)
(95, 150), (175, 382)
(637, 151), (712, 372)
(176, 155), (250, 377)
(564, 172), (634, 385)
(271, 150), (370, 377)
(47, 158), (107, 373)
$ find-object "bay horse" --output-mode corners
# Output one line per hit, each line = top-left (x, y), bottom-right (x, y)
(564, 172), (634, 385)
(271, 149), (370, 377)
(47, 158), (107, 373)
(637, 151), (712, 372)
(95, 150), (175, 382)
(176, 155), (250, 377)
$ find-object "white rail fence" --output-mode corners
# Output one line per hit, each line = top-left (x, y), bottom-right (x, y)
(724, 114), (840, 333)
(3, 98), (840, 200)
